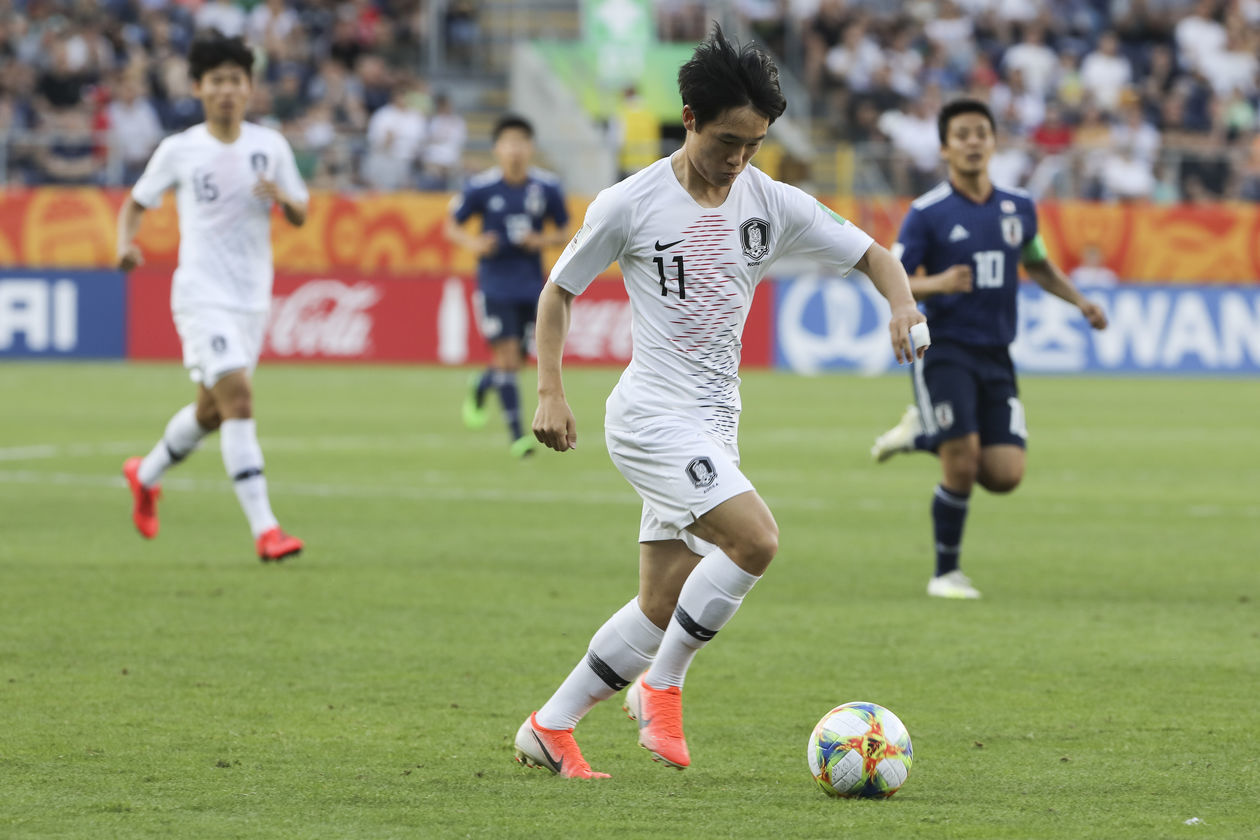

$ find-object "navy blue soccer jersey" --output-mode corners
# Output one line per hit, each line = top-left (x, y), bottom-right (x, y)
(452, 166), (569, 302)
(894, 181), (1039, 347)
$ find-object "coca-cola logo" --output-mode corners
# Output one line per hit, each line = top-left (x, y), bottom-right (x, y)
(268, 280), (382, 357)
(568, 299), (633, 360)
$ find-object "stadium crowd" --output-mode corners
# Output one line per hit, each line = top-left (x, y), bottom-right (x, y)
(2, 0), (1259, 200)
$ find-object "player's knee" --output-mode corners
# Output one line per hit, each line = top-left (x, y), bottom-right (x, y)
(980, 471), (1023, 494)
(731, 525), (778, 575)
(195, 405), (222, 431)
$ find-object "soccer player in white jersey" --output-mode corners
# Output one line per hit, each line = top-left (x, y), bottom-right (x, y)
(512, 26), (926, 779)
(115, 32), (309, 562)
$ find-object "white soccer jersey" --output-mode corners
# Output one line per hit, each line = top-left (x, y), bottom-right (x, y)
(131, 122), (308, 313)
(550, 157), (873, 442)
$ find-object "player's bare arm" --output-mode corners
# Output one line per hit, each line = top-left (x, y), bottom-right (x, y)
(518, 223), (572, 253)
(442, 214), (498, 257)
(856, 243), (927, 363)
(909, 264), (973, 300)
(116, 197), (148, 271)
(252, 177), (307, 227)
(532, 282), (578, 452)
(1024, 259), (1108, 330)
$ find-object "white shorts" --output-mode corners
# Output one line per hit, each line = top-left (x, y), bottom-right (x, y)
(172, 307), (268, 387)
(605, 420), (755, 554)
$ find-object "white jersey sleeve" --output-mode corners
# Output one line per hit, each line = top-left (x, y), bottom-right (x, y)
(548, 187), (631, 295)
(771, 185), (873, 274)
(274, 135), (309, 205)
(131, 137), (178, 208)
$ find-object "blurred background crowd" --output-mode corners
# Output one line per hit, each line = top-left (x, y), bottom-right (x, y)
(2, 0), (1259, 200)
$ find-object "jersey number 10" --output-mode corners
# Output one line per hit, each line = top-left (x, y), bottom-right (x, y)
(654, 255), (685, 300)
(973, 250), (1004, 289)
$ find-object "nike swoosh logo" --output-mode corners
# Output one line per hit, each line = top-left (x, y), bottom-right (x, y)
(533, 731), (563, 773)
(654, 239), (685, 251)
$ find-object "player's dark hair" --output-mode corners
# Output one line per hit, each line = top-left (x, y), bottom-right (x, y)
(493, 114), (534, 142)
(677, 23), (786, 129)
(937, 98), (996, 145)
(188, 30), (254, 81)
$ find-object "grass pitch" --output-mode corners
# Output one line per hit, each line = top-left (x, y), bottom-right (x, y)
(0, 362), (1256, 839)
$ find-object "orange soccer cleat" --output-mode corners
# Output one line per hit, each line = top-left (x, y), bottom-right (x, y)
(514, 713), (611, 779)
(122, 457), (160, 539)
(623, 676), (690, 769)
(256, 527), (303, 562)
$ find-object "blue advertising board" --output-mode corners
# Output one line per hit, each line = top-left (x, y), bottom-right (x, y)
(0, 270), (126, 359)
(773, 275), (1260, 375)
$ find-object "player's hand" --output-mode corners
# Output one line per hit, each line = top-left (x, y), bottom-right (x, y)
(253, 177), (284, 203)
(117, 243), (144, 272)
(1080, 299), (1108, 330)
(517, 231), (544, 252)
(939, 264), (973, 294)
(533, 394), (578, 452)
(471, 232), (499, 257)
(888, 303), (927, 364)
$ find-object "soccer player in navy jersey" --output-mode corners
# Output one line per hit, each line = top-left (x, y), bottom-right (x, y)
(444, 115), (570, 457)
(871, 98), (1108, 600)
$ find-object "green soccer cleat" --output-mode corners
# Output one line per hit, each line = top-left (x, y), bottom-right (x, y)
(510, 435), (536, 458)
(462, 373), (489, 430)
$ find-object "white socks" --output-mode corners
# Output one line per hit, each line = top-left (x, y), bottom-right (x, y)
(644, 548), (760, 689)
(535, 599), (664, 731)
(220, 418), (278, 538)
(138, 404), (208, 486)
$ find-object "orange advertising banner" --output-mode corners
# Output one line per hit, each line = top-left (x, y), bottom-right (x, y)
(1, 188), (1257, 282)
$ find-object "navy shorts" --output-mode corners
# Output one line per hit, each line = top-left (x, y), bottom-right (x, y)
(911, 340), (1027, 450)
(476, 295), (537, 344)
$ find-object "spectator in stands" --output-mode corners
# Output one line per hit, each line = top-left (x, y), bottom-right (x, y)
(1197, 25), (1258, 98)
(362, 75), (427, 190)
(34, 105), (100, 185)
(38, 42), (86, 110)
(1080, 31), (1133, 111)
(107, 71), (164, 184)
(803, 0), (851, 105)
(1174, 0), (1225, 74)
(990, 66), (1045, 135)
(420, 91), (468, 190)
(247, 0), (300, 54)
(196, 0), (247, 39)
(1000, 20), (1058, 99)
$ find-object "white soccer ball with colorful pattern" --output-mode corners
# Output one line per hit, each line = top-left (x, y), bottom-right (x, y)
(807, 701), (913, 798)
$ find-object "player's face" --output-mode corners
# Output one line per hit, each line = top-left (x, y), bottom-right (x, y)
(941, 112), (995, 177)
(494, 128), (534, 176)
(194, 62), (252, 126)
(683, 104), (769, 189)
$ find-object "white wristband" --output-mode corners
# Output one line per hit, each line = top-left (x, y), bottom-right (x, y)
(909, 322), (931, 350)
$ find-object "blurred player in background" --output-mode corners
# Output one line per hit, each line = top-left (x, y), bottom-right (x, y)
(871, 98), (1108, 599)
(444, 115), (570, 458)
(116, 31), (309, 562)
(515, 26), (924, 780)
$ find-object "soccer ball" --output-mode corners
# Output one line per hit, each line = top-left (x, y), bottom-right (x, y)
(807, 701), (913, 798)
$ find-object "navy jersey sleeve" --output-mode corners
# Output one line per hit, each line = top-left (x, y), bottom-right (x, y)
(545, 182), (569, 228)
(451, 185), (481, 224)
(893, 205), (930, 274)
(1024, 196), (1039, 244)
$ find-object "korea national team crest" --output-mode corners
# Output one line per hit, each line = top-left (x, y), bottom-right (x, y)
(250, 152), (269, 175)
(686, 456), (718, 489)
(1001, 216), (1023, 248)
(740, 218), (770, 263)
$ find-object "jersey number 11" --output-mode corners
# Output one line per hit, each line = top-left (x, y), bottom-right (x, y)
(654, 255), (685, 300)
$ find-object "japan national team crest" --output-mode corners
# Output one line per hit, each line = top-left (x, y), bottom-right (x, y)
(1001, 216), (1023, 247)
(740, 218), (770, 262)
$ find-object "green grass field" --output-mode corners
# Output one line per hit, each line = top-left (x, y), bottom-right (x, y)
(1, 363), (1256, 839)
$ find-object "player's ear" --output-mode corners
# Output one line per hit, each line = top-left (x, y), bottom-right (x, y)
(682, 105), (696, 134)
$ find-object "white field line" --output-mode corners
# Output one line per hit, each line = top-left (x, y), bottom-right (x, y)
(0, 440), (1255, 518)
